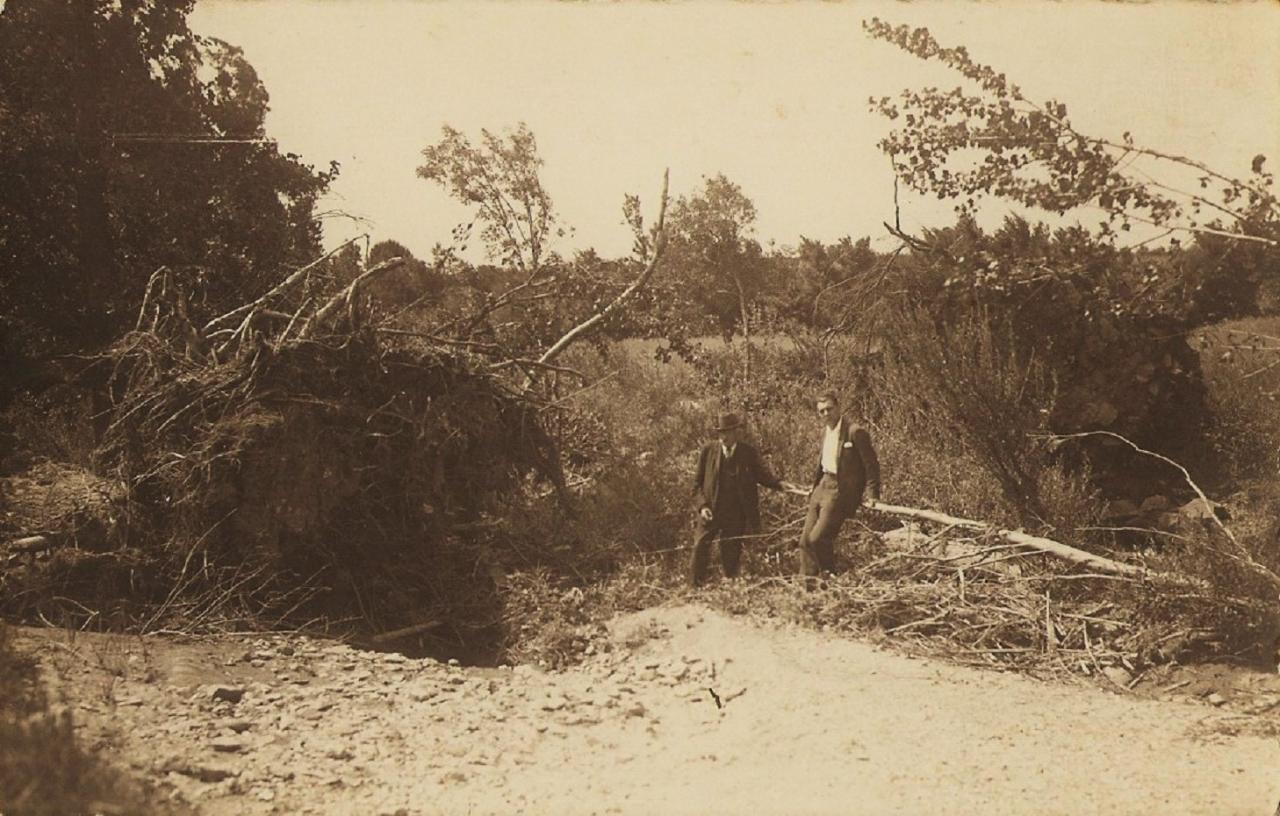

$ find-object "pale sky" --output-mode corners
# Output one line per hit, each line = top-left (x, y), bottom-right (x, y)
(189, 0), (1280, 262)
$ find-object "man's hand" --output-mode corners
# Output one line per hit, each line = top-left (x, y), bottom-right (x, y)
(780, 481), (806, 496)
(699, 507), (713, 521)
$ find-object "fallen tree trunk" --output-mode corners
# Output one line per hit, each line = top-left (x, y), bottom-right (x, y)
(865, 501), (1146, 578)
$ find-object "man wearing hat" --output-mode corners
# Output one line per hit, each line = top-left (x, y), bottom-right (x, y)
(690, 412), (797, 586)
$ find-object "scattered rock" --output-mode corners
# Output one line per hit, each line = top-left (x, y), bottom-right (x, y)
(168, 762), (238, 783)
(1177, 498), (1230, 524)
(210, 737), (246, 753)
(1102, 666), (1132, 688)
(881, 523), (924, 550)
(1139, 495), (1171, 513)
(207, 686), (246, 704)
(225, 719), (253, 734)
(1103, 499), (1139, 519)
(1244, 696), (1280, 715)
(659, 662), (688, 681)
(1205, 692), (1228, 707)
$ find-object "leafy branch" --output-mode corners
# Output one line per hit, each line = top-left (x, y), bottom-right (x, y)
(863, 18), (1278, 248)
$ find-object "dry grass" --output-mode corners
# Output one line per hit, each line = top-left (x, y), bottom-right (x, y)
(0, 623), (163, 816)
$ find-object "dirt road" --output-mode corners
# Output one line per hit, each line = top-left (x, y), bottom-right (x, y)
(21, 605), (1280, 815)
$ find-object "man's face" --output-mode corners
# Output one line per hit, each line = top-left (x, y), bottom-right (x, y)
(718, 427), (742, 448)
(816, 399), (839, 428)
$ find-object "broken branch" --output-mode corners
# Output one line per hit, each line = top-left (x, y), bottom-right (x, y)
(538, 170), (670, 366)
(866, 500), (1145, 578)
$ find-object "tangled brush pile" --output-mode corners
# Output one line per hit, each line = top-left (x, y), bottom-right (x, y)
(10, 258), (560, 646)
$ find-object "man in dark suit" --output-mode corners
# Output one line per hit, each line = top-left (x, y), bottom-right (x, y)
(798, 391), (881, 581)
(690, 412), (797, 586)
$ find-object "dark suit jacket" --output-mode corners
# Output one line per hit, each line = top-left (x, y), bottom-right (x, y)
(811, 416), (881, 513)
(693, 441), (781, 533)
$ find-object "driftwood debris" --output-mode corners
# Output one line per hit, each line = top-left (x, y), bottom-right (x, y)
(3, 535), (56, 564)
(6, 535), (52, 553)
(866, 501), (1146, 578)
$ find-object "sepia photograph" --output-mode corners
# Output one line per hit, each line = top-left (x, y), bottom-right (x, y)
(2, 0), (1279, 813)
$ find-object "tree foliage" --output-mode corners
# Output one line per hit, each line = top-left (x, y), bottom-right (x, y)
(785, 236), (880, 328)
(855, 18), (1280, 495)
(0, 0), (335, 379)
(665, 174), (764, 340)
(864, 18), (1279, 253)
(412, 124), (675, 385)
(417, 123), (563, 275)
(888, 215), (1206, 464)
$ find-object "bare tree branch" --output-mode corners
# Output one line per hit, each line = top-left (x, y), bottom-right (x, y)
(300, 257), (406, 338)
(204, 234), (370, 333)
(1042, 430), (1280, 594)
(537, 170), (670, 366)
(867, 500), (1146, 577)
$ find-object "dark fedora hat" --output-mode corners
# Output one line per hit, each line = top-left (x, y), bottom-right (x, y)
(713, 412), (744, 432)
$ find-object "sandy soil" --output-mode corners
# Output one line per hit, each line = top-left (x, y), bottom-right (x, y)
(16, 605), (1280, 815)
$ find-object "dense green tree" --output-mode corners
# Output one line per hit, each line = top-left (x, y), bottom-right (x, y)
(785, 236), (879, 328)
(0, 0), (334, 387)
(665, 174), (764, 374)
(863, 18), (1279, 321)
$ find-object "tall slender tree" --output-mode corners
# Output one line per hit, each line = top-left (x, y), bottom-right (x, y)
(666, 174), (764, 378)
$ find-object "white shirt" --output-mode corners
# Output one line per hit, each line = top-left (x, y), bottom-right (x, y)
(820, 423), (841, 474)
(721, 443), (737, 460)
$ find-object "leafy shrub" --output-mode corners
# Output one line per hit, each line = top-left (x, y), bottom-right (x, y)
(1196, 316), (1280, 486)
(873, 306), (1106, 540)
(0, 386), (98, 473)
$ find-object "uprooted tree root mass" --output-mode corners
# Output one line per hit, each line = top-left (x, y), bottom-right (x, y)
(2, 261), (560, 656)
